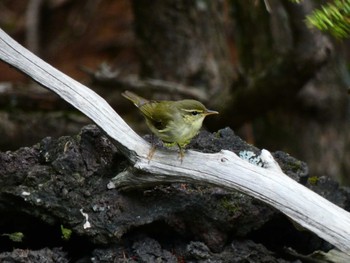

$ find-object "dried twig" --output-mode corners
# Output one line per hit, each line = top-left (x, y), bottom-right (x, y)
(82, 64), (209, 101)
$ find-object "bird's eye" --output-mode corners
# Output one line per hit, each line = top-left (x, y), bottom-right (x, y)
(191, 111), (199, 116)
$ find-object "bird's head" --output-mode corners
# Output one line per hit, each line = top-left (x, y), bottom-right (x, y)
(178, 100), (218, 128)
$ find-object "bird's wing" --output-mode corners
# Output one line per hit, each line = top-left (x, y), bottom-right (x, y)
(139, 101), (173, 131)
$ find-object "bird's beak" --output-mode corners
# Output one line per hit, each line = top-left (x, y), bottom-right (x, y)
(204, 109), (219, 116)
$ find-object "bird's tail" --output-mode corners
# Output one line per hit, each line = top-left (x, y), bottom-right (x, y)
(121, 90), (149, 108)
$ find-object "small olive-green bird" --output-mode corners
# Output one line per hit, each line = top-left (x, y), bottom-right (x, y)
(122, 90), (218, 161)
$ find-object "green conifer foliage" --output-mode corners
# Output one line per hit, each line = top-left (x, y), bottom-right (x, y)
(306, 0), (350, 39)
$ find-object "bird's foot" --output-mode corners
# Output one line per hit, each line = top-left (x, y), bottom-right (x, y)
(147, 145), (156, 163)
(177, 145), (185, 164)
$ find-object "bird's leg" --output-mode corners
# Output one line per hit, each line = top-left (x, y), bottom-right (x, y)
(177, 143), (185, 163)
(147, 134), (157, 162)
(147, 146), (156, 162)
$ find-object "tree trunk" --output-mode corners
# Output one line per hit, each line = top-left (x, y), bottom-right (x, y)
(132, 0), (234, 108)
(230, 0), (350, 184)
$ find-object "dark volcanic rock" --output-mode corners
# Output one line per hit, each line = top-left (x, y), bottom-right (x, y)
(91, 238), (291, 263)
(0, 247), (68, 263)
(0, 125), (348, 262)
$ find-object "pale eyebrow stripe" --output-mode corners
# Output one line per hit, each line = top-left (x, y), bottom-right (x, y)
(182, 109), (204, 113)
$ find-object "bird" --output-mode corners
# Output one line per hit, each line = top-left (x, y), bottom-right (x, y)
(122, 90), (218, 162)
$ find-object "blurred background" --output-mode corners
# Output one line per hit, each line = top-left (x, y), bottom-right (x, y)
(0, 0), (350, 184)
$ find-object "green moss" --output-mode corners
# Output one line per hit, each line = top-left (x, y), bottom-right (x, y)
(61, 225), (72, 241)
(2, 232), (24, 242)
(308, 176), (319, 185)
(220, 197), (241, 214)
(287, 160), (303, 172)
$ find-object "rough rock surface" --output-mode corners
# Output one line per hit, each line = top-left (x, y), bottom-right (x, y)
(0, 125), (349, 262)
